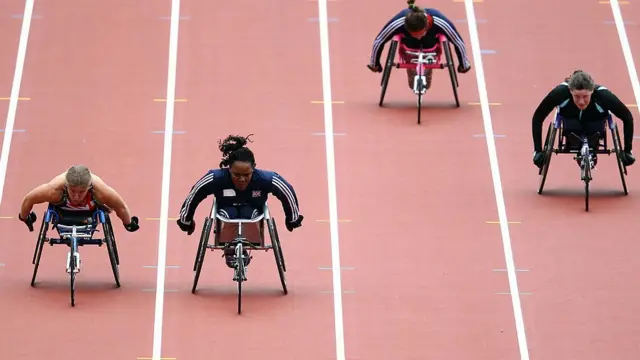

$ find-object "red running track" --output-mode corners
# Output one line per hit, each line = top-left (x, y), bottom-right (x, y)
(476, 0), (640, 359)
(3, 0), (640, 359)
(0, 1), (170, 359)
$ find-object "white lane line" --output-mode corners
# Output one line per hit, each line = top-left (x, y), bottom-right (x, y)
(151, 0), (181, 359)
(316, 0), (346, 359)
(609, 0), (640, 112)
(464, 1), (530, 359)
(0, 0), (34, 205)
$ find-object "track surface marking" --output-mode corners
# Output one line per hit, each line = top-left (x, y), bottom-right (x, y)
(477, 0), (640, 359)
(0, 2), (169, 359)
(158, 0), (337, 359)
(326, 1), (521, 359)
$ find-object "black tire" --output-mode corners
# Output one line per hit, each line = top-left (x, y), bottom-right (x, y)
(538, 122), (557, 194)
(105, 216), (119, 265)
(103, 217), (120, 288)
(612, 125), (629, 195)
(192, 217), (213, 294)
(379, 40), (398, 107)
(443, 40), (460, 107)
(30, 216), (49, 287)
(70, 239), (77, 307)
(268, 218), (287, 295)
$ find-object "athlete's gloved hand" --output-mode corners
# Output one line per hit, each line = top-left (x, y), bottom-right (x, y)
(458, 64), (471, 73)
(286, 215), (304, 232)
(367, 63), (382, 73)
(124, 216), (139, 232)
(621, 150), (635, 166)
(533, 151), (545, 169)
(177, 218), (196, 235)
(18, 211), (37, 232)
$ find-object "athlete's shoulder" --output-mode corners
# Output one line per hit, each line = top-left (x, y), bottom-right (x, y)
(252, 168), (275, 182)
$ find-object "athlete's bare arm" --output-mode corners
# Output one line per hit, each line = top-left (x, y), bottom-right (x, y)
(91, 175), (133, 225)
(19, 174), (65, 219)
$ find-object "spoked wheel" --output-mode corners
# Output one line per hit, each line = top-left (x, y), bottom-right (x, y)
(192, 217), (213, 294)
(31, 217), (48, 287)
(103, 218), (120, 287)
(585, 181), (590, 212)
(538, 123), (556, 194)
(268, 219), (287, 295)
(612, 126), (629, 195)
(583, 159), (592, 212)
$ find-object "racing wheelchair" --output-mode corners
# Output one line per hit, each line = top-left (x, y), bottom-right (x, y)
(191, 201), (287, 314)
(30, 204), (120, 307)
(378, 33), (460, 124)
(537, 109), (628, 211)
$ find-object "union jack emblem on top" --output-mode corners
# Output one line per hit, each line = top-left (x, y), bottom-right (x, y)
(252, 190), (261, 197)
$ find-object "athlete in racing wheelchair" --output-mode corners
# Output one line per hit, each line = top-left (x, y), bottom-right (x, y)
(18, 165), (140, 232)
(532, 70), (636, 170)
(176, 134), (304, 268)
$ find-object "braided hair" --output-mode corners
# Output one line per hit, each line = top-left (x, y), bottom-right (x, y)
(405, 0), (430, 33)
(217, 134), (256, 168)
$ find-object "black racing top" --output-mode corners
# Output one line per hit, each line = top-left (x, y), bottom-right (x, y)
(532, 82), (634, 152)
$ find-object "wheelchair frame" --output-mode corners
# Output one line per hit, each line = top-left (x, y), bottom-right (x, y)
(378, 33), (460, 121)
(191, 201), (287, 303)
(30, 204), (121, 306)
(538, 109), (629, 205)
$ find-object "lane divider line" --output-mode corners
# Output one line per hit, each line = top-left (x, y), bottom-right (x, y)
(153, 98), (187, 102)
(0, 97), (30, 100)
(493, 268), (530, 272)
(463, 0), (531, 359)
(486, 221), (521, 224)
(318, 266), (355, 270)
(497, 292), (533, 295)
(143, 265), (181, 269)
(312, 132), (347, 136)
(311, 100), (344, 104)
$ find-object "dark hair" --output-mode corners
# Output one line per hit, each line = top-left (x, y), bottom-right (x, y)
(405, 0), (427, 33)
(217, 134), (256, 168)
(566, 70), (595, 91)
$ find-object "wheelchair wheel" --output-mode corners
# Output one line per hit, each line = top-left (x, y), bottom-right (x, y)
(442, 40), (460, 108)
(30, 215), (49, 287)
(611, 125), (629, 195)
(69, 238), (78, 307)
(538, 122), (557, 194)
(103, 216), (120, 288)
(267, 218), (287, 295)
(416, 78), (423, 125)
(192, 217), (213, 294)
(235, 244), (245, 314)
(379, 40), (398, 107)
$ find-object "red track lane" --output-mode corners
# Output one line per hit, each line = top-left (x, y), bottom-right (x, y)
(0, 2), (26, 151)
(159, 1), (337, 359)
(325, 1), (521, 359)
(477, 1), (640, 359)
(0, 3), (170, 359)
(621, 4), (640, 82)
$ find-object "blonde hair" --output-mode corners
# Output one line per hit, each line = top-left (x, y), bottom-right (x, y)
(65, 165), (92, 187)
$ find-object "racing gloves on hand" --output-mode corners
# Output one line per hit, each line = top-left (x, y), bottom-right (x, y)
(124, 216), (140, 232)
(18, 211), (37, 232)
(176, 219), (196, 235)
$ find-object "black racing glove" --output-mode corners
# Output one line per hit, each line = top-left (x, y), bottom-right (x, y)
(458, 63), (471, 73)
(177, 218), (196, 235)
(124, 216), (139, 232)
(18, 211), (37, 232)
(367, 63), (382, 73)
(533, 151), (545, 169)
(285, 215), (304, 232)
(621, 150), (636, 166)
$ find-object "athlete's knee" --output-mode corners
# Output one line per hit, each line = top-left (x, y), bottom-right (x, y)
(217, 207), (238, 219)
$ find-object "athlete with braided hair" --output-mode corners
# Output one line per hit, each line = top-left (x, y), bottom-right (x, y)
(176, 134), (303, 268)
(367, 0), (472, 90)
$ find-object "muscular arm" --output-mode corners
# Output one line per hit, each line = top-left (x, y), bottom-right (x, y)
(532, 85), (568, 152)
(599, 88), (635, 151)
(92, 175), (133, 225)
(19, 180), (62, 219)
(178, 171), (217, 223)
(269, 172), (301, 223)
(369, 11), (406, 67)
(429, 9), (470, 68)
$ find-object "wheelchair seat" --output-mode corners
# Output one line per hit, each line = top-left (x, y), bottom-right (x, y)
(214, 213), (266, 247)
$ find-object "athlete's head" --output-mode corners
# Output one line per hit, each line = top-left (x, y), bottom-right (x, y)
(218, 134), (256, 191)
(405, 0), (432, 39)
(567, 70), (595, 110)
(65, 165), (92, 204)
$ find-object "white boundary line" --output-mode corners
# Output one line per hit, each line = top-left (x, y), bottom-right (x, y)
(151, 0), (181, 359)
(608, 0), (640, 112)
(463, 1), (530, 359)
(0, 0), (34, 205)
(316, 0), (346, 359)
